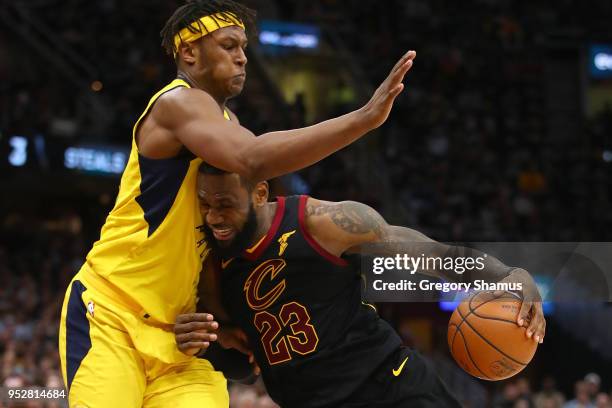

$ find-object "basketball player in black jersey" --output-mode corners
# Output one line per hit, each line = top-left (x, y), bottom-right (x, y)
(175, 164), (546, 407)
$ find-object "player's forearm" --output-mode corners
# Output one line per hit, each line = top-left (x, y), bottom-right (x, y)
(441, 245), (515, 283)
(246, 109), (373, 180)
(371, 226), (514, 283)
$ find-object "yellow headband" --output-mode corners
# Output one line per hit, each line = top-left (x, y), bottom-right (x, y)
(173, 12), (245, 55)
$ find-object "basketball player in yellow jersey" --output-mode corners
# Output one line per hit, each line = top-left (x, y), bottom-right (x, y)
(58, 0), (416, 406)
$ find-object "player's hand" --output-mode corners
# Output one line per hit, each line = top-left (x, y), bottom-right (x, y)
(217, 326), (250, 355)
(249, 352), (261, 376)
(218, 327), (261, 375)
(495, 269), (546, 344)
(174, 313), (219, 355)
(360, 50), (416, 130)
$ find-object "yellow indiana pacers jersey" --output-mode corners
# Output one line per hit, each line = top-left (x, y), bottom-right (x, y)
(85, 78), (227, 324)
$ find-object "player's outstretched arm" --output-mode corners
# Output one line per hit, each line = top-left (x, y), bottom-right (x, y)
(303, 197), (545, 343)
(156, 51), (416, 181)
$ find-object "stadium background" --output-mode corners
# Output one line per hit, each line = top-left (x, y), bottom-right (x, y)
(1, 0), (612, 406)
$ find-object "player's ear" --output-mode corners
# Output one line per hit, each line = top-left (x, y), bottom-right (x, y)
(252, 181), (269, 207)
(178, 42), (197, 65)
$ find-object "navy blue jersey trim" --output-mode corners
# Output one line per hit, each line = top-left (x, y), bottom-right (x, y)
(136, 155), (191, 237)
(65, 280), (91, 390)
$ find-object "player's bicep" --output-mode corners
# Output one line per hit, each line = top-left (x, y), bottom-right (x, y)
(305, 198), (390, 256)
(158, 89), (256, 176)
(177, 117), (256, 174)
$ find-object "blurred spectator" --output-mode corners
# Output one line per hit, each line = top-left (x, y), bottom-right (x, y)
(563, 381), (595, 408)
(515, 397), (535, 408)
(494, 381), (521, 408)
(594, 393), (611, 408)
(586, 373), (603, 402)
(517, 377), (535, 401)
(534, 376), (566, 408)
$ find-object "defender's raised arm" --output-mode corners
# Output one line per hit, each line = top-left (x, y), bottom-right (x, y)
(151, 51), (416, 181)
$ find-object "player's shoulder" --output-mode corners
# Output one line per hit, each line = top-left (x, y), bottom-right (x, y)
(302, 197), (383, 255)
(150, 86), (224, 128)
(304, 197), (369, 219)
(156, 86), (215, 112)
(304, 197), (387, 237)
(302, 197), (347, 233)
(303, 197), (334, 218)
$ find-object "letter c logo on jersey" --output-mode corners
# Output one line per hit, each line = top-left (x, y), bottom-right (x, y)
(244, 259), (287, 311)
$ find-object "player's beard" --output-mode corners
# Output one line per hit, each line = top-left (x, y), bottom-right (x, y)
(203, 202), (259, 259)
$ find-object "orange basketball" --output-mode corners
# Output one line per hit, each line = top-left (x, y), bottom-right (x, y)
(447, 291), (538, 381)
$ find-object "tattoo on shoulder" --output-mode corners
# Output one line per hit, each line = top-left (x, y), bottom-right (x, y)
(306, 201), (386, 236)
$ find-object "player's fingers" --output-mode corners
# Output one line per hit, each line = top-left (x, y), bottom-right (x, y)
(248, 352), (256, 364)
(389, 60), (413, 86)
(388, 83), (404, 99)
(371, 60), (412, 104)
(391, 50), (416, 73)
(533, 303), (546, 343)
(390, 51), (410, 72)
(173, 321), (218, 335)
(231, 341), (251, 355)
(539, 318), (546, 344)
(178, 341), (209, 352)
(525, 307), (539, 340)
(248, 353), (261, 375)
(517, 299), (531, 327)
(174, 320), (219, 334)
(526, 301), (545, 342)
(380, 61), (412, 101)
(176, 331), (218, 344)
(175, 313), (214, 324)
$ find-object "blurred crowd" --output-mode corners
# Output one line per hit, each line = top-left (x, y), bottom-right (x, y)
(275, 0), (612, 242)
(2, 0), (612, 241)
(1, 211), (611, 407)
(2, 0), (612, 407)
(0, 211), (84, 407)
(490, 373), (612, 408)
(1, 209), (611, 408)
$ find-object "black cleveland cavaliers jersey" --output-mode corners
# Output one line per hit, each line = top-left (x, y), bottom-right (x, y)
(220, 195), (402, 408)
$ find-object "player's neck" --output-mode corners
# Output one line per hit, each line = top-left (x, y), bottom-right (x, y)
(250, 202), (277, 247)
(176, 70), (227, 109)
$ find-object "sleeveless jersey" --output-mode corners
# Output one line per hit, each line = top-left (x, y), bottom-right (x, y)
(220, 195), (401, 408)
(85, 79), (229, 324)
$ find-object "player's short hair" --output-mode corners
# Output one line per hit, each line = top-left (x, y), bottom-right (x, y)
(198, 161), (254, 190)
(198, 161), (230, 176)
(160, 0), (256, 58)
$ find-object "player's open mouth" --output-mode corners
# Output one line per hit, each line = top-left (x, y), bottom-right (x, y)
(211, 227), (234, 241)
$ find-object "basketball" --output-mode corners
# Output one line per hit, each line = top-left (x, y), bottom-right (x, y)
(448, 291), (538, 381)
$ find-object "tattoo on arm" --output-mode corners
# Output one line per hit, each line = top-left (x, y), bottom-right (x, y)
(306, 201), (388, 237)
